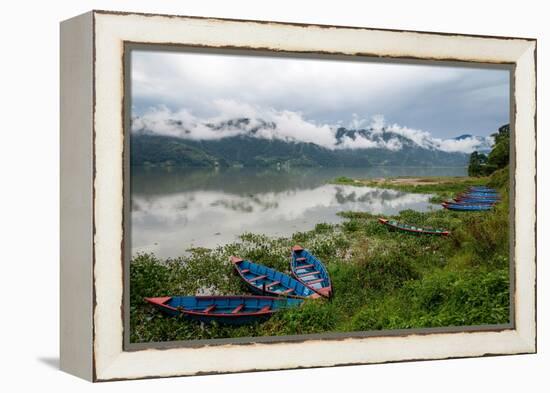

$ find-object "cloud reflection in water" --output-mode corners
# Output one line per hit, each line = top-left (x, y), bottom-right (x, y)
(131, 182), (437, 259)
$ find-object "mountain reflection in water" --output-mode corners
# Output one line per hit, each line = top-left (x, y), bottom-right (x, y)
(131, 167), (465, 258)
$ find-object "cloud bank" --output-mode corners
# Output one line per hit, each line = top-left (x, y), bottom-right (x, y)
(131, 50), (510, 139)
(132, 102), (494, 154)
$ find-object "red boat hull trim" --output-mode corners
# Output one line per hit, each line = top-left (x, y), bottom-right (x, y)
(144, 295), (303, 325)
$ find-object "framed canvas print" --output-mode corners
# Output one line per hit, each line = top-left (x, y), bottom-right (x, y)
(60, 10), (537, 381)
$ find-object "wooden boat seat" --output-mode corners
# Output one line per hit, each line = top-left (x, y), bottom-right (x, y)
(231, 304), (244, 314)
(203, 305), (216, 313)
(240, 269), (250, 274)
(248, 274), (267, 283)
(297, 263), (314, 269)
(259, 305), (271, 312)
(299, 271), (320, 278)
(296, 257), (307, 261)
(265, 281), (280, 288)
(282, 288), (294, 294)
(306, 278), (324, 285)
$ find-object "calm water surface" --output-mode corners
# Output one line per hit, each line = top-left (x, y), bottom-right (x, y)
(131, 167), (467, 259)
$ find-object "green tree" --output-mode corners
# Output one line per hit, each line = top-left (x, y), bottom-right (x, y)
(468, 124), (509, 177)
(468, 151), (488, 176)
(487, 124), (510, 169)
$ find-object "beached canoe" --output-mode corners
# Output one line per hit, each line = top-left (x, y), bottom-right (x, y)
(449, 199), (496, 205)
(290, 245), (332, 298)
(456, 193), (500, 200)
(145, 295), (302, 325)
(454, 197), (498, 202)
(463, 190), (499, 196)
(231, 256), (320, 299)
(457, 192), (500, 198)
(464, 194), (498, 198)
(456, 199), (499, 205)
(378, 218), (450, 236)
(442, 202), (493, 211)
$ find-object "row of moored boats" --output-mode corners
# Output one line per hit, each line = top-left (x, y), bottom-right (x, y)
(145, 245), (331, 325)
(441, 186), (500, 211)
(378, 186), (500, 235)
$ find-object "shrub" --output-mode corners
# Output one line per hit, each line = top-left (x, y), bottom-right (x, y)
(276, 300), (339, 335)
(359, 254), (419, 292)
(343, 218), (361, 232)
(403, 269), (510, 327)
(350, 268), (510, 331)
(314, 222), (334, 233)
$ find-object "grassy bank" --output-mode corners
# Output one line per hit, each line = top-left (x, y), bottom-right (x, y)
(332, 175), (495, 203)
(130, 167), (510, 343)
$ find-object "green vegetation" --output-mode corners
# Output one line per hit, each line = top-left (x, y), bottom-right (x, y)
(130, 167), (510, 343)
(468, 151), (489, 177)
(468, 124), (510, 176)
(332, 175), (491, 203)
(130, 134), (225, 168)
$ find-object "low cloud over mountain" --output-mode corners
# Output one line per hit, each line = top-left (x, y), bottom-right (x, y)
(132, 50), (510, 138)
(132, 103), (494, 154)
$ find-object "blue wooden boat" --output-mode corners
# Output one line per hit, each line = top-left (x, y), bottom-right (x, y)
(456, 196), (500, 203)
(448, 199), (496, 205)
(442, 202), (493, 211)
(231, 256), (320, 299)
(378, 217), (450, 236)
(290, 245), (332, 298)
(457, 193), (500, 200)
(463, 190), (499, 196)
(462, 192), (500, 198)
(459, 192), (500, 198)
(145, 295), (303, 325)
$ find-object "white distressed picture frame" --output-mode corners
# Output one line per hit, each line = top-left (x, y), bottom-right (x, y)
(60, 10), (536, 382)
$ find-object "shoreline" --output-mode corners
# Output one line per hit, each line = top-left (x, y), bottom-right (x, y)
(332, 175), (491, 203)
(130, 171), (509, 343)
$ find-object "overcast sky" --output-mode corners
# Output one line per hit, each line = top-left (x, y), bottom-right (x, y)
(131, 49), (510, 141)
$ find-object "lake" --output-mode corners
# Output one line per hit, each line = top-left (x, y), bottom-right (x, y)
(130, 166), (467, 259)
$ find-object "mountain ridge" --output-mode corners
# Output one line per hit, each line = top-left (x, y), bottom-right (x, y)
(131, 117), (495, 168)
(131, 131), (472, 169)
